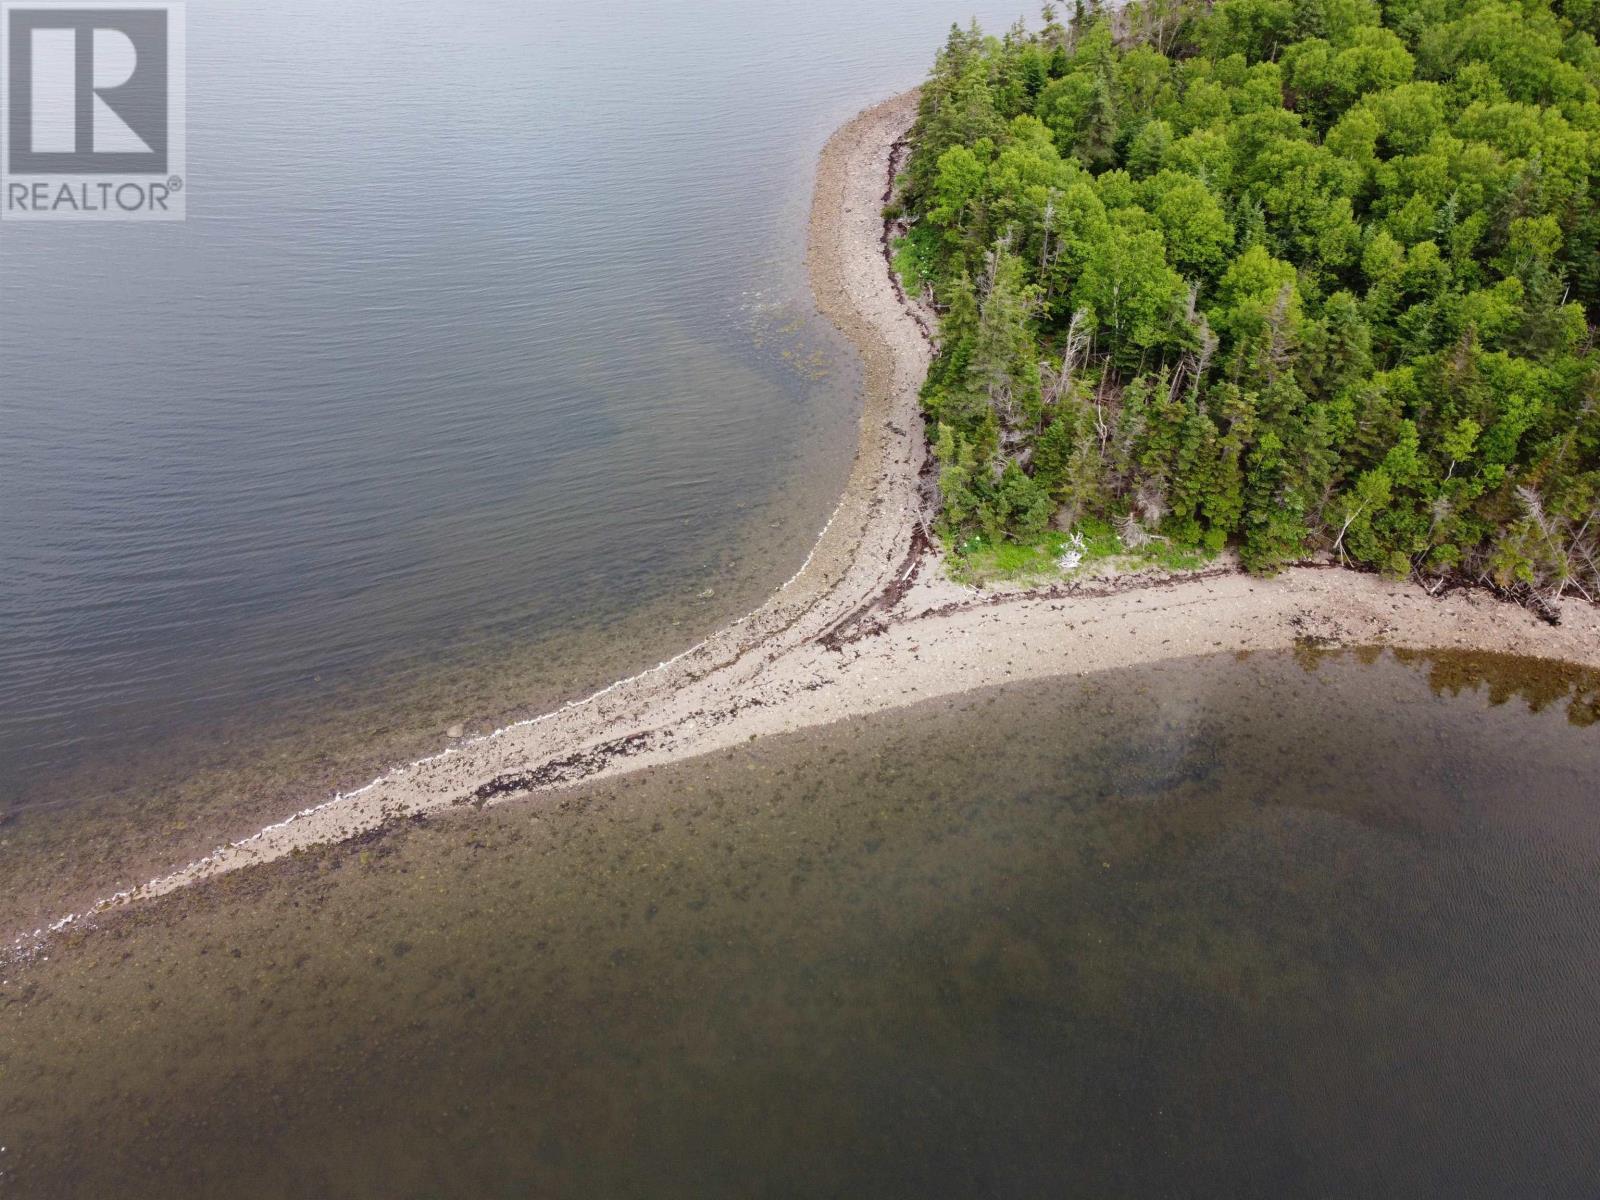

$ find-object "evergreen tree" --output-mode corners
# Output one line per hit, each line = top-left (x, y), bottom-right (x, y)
(895, 0), (1600, 599)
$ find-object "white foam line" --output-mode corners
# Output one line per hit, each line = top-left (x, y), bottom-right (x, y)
(6, 481), (865, 965)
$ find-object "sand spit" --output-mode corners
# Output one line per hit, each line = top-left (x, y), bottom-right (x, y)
(8, 91), (1599, 964)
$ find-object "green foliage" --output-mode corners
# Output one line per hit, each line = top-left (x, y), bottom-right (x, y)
(945, 518), (1215, 586)
(1073, 222), (1189, 360)
(891, 223), (939, 293)
(902, 0), (1600, 592)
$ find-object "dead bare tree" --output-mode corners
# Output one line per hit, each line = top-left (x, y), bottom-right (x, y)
(1042, 307), (1093, 410)
(1164, 288), (1218, 406)
(1329, 501), (1368, 566)
(1039, 192), (1057, 282)
(1512, 485), (1597, 604)
(1263, 284), (1297, 383)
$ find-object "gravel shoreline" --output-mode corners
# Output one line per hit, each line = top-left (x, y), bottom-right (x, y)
(8, 90), (1599, 964)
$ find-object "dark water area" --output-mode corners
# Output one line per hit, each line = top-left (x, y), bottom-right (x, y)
(0, 0), (1031, 925)
(3, 648), (1598, 1198)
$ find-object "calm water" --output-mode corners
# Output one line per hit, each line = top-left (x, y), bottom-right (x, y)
(3, 649), (1598, 1197)
(0, 0), (1030, 910)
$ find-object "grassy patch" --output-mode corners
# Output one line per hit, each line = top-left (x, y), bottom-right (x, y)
(945, 517), (1215, 587)
(890, 224), (938, 294)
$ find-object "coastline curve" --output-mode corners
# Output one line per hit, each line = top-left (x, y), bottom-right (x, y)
(9, 89), (1600, 966)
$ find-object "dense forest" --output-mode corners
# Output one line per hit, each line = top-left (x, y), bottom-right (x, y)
(896, 0), (1600, 605)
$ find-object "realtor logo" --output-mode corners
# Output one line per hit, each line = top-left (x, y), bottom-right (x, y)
(2, 2), (185, 219)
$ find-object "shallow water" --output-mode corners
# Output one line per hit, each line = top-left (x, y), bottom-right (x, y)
(3, 648), (1597, 1198)
(0, 0), (1032, 926)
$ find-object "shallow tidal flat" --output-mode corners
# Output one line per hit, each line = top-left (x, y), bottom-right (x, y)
(0, 0), (1041, 941)
(3, 648), (1598, 1198)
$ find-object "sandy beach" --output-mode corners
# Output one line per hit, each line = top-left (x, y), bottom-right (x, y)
(8, 90), (1599, 964)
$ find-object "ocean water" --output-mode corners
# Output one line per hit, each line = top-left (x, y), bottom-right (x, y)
(0, 0), (1031, 917)
(3, 649), (1598, 1197)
